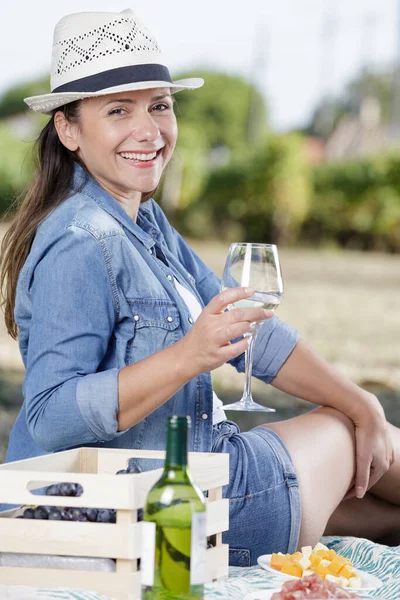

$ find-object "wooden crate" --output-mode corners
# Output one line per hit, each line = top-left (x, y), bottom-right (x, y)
(0, 447), (229, 600)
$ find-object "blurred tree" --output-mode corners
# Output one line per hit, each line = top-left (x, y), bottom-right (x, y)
(0, 75), (50, 118)
(304, 67), (393, 139)
(0, 121), (35, 214)
(173, 71), (268, 152)
(179, 132), (312, 244)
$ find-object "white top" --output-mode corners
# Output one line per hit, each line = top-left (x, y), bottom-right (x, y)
(174, 279), (226, 425)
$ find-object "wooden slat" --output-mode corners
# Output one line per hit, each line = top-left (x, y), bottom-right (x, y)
(116, 509), (138, 574)
(206, 544), (229, 581)
(0, 519), (141, 559)
(0, 470), (139, 509)
(97, 448), (230, 489)
(208, 487), (224, 544)
(0, 566), (141, 600)
(0, 449), (81, 473)
(206, 497), (228, 537)
(79, 447), (98, 473)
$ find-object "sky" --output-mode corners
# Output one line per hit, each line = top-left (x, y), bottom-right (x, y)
(0, 0), (399, 130)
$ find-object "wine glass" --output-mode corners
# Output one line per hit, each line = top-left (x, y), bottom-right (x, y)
(220, 243), (284, 412)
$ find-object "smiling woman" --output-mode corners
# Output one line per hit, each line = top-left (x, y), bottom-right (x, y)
(1, 6), (400, 572)
(54, 89), (178, 220)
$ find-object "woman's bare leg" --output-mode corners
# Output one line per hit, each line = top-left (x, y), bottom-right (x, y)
(261, 407), (400, 547)
(368, 422), (400, 505)
(324, 494), (400, 545)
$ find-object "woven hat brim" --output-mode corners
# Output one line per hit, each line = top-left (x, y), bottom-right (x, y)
(24, 77), (204, 115)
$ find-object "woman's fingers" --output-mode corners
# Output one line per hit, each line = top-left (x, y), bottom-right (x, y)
(354, 454), (372, 498)
(208, 286), (255, 313)
(178, 287), (275, 378)
(354, 425), (393, 498)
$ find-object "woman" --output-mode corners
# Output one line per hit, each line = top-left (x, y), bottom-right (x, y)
(1, 9), (399, 566)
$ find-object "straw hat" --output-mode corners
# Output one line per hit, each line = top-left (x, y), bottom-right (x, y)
(24, 9), (204, 114)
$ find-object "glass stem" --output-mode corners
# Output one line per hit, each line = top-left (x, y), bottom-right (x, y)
(243, 327), (259, 401)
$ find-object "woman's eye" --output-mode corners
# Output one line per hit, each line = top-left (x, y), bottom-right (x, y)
(152, 103), (171, 112)
(108, 108), (126, 116)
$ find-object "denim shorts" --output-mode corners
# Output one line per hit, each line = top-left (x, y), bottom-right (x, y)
(212, 420), (301, 567)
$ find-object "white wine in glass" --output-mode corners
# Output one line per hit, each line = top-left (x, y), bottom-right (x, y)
(220, 243), (284, 412)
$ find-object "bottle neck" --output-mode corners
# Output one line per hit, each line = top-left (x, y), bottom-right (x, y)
(164, 424), (188, 472)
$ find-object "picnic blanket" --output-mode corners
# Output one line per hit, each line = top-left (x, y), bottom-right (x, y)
(0, 537), (398, 599)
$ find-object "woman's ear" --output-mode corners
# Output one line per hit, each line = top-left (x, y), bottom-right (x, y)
(54, 111), (79, 151)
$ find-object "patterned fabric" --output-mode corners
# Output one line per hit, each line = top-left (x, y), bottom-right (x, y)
(1, 537), (398, 599)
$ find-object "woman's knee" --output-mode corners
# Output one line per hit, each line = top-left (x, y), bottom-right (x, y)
(263, 406), (357, 545)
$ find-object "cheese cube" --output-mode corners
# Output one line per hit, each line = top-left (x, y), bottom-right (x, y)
(339, 576), (350, 588)
(313, 542), (329, 552)
(298, 556), (311, 571)
(301, 545), (313, 557)
(320, 559), (331, 567)
(349, 575), (362, 588)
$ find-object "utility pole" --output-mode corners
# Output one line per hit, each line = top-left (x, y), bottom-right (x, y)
(391, 0), (400, 127)
(315, 4), (339, 138)
(247, 23), (268, 144)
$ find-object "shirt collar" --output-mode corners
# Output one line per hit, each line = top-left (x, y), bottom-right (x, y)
(71, 162), (160, 249)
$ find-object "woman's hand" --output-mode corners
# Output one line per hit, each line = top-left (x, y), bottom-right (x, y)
(178, 287), (273, 380)
(346, 395), (395, 499)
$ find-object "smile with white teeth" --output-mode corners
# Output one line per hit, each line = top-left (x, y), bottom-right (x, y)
(119, 151), (158, 161)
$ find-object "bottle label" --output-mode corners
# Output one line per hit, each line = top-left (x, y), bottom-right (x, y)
(141, 521), (156, 586)
(190, 511), (206, 585)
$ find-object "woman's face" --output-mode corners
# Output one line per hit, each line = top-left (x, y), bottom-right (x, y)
(62, 87), (177, 204)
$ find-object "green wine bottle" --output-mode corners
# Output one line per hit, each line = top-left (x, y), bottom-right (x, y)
(141, 416), (206, 600)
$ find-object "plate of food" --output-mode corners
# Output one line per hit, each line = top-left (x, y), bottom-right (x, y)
(257, 543), (382, 591)
(251, 573), (371, 599)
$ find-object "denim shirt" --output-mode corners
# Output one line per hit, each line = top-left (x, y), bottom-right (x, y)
(6, 163), (298, 464)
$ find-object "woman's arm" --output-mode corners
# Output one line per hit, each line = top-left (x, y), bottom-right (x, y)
(24, 222), (268, 451)
(117, 287), (271, 430)
(271, 338), (394, 497)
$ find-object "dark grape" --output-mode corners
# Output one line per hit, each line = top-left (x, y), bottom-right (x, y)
(33, 506), (49, 520)
(58, 482), (74, 496)
(116, 469), (128, 475)
(60, 509), (73, 521)
(137, 508), (143, 522)
(48, 509), (62, 520)
(45, 482), (84, 497)
(85, 508), (98, 522)
(23, 508), (35, 519)
(45, 484), (60, 496)
(97, 509), (112, 523)
(74, 483), (83, 496)
(127, 462), (142, 474)
(77, 514), (88, 522)
(68, 507), (84, 521)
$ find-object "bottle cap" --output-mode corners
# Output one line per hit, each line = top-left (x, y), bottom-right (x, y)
(168, 415), (191, 429)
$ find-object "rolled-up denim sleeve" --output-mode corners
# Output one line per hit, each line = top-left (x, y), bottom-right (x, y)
(233, 316), (299, 383)
(24, 224), (126, 452)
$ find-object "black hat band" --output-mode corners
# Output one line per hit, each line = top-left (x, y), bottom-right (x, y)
(52, 64), (173, 93)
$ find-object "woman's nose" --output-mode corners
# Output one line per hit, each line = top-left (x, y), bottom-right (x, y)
(131, 111), (159, 142)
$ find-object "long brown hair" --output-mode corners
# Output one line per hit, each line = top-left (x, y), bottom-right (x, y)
(0, 102), (82, 340)
(0, 100), (155, 340)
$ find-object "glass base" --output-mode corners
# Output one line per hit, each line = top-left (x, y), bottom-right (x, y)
(223, 399), (276, 412)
